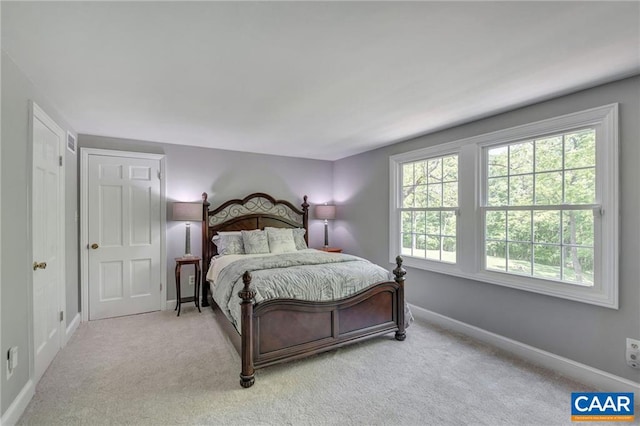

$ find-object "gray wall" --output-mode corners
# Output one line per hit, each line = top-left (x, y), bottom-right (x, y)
(333, 75), (640, 382)
(79, 135), (334, 301)
(1, 52), (79, 414)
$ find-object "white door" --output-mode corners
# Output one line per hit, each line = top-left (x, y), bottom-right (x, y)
(87, 154), (162, 320)
(31, 103), (65, 383)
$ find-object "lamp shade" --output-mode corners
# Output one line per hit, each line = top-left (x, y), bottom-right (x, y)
(315, 204), (336, 220)
(172, 202), (201, 222)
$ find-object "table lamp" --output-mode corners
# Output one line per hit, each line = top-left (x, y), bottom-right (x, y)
(172, 202), (201, 257)
(315, 204), (336, 248)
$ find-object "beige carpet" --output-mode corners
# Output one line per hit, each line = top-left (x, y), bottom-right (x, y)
(18, 305), (598, 425)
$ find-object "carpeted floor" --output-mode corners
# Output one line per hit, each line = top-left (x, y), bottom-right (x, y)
(18, 305), (600, 425)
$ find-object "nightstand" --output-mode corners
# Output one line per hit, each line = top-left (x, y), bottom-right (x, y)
(319, 247), (342, 253)
(175, 256), (202, 316)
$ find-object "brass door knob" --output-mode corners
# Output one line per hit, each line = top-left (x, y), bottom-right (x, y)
(90, 243), (99, 250)
(33, 262), (47, 270)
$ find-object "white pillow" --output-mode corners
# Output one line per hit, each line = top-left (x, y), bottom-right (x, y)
(265, 226), (306, 250)
(211, 230), (242, 241)
(266, 228), (297, 254)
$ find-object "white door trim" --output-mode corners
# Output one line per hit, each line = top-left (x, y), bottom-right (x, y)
(80, 148), (167, 322)
(29, 101), (66, 380)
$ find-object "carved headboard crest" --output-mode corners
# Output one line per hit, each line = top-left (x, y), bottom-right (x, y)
(207, 194), (304, 227)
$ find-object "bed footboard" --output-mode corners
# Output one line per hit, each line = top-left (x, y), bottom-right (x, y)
(238, 256), (406, 388)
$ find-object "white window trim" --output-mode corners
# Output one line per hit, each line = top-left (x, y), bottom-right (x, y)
(390, 104), (619, 309)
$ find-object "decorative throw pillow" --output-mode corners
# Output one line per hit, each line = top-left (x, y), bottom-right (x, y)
(242, 230), (270, 254)
(212, 231), (244, 255)
(292, 228), (308, 250)
(266, 228), (297, 254)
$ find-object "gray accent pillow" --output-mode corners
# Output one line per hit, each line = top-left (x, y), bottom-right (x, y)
(212, 231), (244, 255)
(293, 228), (307, 250)
(266, 228), (297, 254)
(242, 230), (270, 254)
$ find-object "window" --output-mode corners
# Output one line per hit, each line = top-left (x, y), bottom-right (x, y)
(400, 154), (458, 262)
(390, 104), (619, 308)
(484, 129), (596, 285)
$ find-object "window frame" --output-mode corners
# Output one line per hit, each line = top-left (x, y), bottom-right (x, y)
(390, 144), (463, 276)
(390, 104), (619, 309)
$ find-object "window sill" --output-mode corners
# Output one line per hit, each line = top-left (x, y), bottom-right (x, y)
(395, 255), (618, 309)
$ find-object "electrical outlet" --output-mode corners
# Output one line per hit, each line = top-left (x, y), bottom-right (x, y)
(626, 338), (640, 369)
(6, 346), (18, 378)
(188, 275), (195, 286)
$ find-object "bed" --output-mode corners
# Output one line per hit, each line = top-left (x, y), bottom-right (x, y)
(200, 192), (407, 388)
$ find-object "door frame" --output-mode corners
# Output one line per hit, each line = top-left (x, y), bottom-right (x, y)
(80, 148), (167, 322)
(29, 101), (66, 379)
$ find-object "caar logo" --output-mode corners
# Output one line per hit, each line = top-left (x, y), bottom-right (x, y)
(571, 392), (634, 422)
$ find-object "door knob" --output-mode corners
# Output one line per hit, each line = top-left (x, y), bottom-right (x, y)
(91, 243), (99, 250)
(33, 262), (47, 270)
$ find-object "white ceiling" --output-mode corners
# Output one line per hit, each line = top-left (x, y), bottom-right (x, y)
(2, 2), (639, 161)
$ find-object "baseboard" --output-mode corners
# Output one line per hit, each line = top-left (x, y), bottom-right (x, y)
(0, 379), (35, 426)
(64, 312), (81, 346)
(408, 303), (640, 398)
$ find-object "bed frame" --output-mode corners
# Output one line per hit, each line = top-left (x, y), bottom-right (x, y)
(201, 192), (406, 388)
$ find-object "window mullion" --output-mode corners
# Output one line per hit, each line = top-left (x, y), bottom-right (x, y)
(529, 210), (534, 276)
(457, 144), (478, 273)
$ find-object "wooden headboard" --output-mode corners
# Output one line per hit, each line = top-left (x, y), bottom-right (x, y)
(201, 192), (309, 270)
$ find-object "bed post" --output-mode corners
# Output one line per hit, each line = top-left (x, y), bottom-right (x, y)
(301, 195), (309, 245)
(239, 271), (256, 388)
(201, 192), (211, 307)
(393, 255), (406, 341)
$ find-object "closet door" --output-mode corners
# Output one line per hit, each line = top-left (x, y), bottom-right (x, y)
(87, 153), (162, 320)
(31, 102), (65, 383)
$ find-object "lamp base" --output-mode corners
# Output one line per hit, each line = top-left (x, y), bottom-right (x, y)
(323, 220), (329, 247)
(185, 222), (193, 258)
